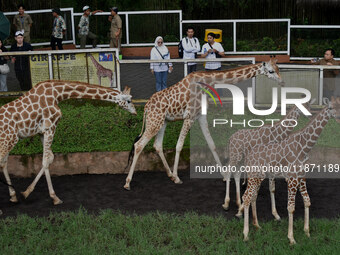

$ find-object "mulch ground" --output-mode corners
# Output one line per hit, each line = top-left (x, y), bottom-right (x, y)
(0, 170), (339, 220)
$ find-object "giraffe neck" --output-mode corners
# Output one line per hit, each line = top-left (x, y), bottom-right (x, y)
(272, 106), (301, 134)
(195, 63), (263, 85)
(296, 106), (331, 153)
(53, 82), (121, 104)
(89, 54), (100, 68)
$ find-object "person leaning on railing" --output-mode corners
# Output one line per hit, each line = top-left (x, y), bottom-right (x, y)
(10, 31), (33, 91)
(311, 48), (340, 99)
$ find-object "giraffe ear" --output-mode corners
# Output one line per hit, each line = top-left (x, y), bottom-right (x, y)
(122, 86), (131, 95)
(323, 97), (330, 105)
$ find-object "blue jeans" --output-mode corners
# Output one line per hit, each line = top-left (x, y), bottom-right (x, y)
(154, 71), (168, 91)
(0, 74), (7, 92)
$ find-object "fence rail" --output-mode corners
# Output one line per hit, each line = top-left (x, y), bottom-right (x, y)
(4, 9), (340, 58)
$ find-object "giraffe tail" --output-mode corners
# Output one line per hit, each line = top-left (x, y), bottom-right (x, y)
(125, 108), (148, 169)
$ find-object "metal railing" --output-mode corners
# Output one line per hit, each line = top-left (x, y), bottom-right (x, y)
(4, 8), (340, 58)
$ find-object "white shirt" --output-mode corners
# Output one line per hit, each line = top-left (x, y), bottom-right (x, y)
(150, 46), (173, 72)
(182, 37), (200, 66)
(201, 42), (224, 70)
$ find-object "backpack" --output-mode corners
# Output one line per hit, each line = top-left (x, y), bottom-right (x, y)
(178, 37), (199, 58)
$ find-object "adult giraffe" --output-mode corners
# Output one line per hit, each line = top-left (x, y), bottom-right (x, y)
(124, 57), (283, 190)
(0, 80), (136, 205)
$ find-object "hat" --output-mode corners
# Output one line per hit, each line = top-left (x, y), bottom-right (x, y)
(110, 7), (118, 13)
(83, 5), (90, 11)
(52, 8), (61, 15)
(15, 31), (24, 37)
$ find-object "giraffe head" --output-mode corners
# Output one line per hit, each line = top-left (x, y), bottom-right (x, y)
(261, 56), (284, 85)
(117, 86), (137, 115)
(329, 96), (340, 123)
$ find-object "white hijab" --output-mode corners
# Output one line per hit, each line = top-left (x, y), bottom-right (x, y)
(154, 36), (168, 55)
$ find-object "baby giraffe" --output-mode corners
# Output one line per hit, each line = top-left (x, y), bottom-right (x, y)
(239, 97), (340, 244)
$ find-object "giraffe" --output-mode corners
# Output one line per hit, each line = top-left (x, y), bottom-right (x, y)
(124, 57), (283, 190)
(239, 97), (340, 244)
(0, 80), (136, 205)
(223, 100), (313, 220)
(88, 53), (114, 87)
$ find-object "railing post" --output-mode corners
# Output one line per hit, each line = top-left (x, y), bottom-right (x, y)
(125, 13), (130, 46)
(48, 53), (53, 80)
(319, 68), (324, 105)
(233, 21), (237, 53)
(184, 61), (188, 77)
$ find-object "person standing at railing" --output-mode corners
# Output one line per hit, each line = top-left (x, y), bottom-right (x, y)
(311, 48), (339, 99)
(10, 31), (33, 91)
(108, 7), (122, 53)
(150, 36), (173, 92)
(181, 26), (200, 74)
(51, 8), (66, 50)
(201, 32), (225, 71)
(13, 4), (33, 43)
(0, 39), (10, 92)
(78, 6), (103, 49)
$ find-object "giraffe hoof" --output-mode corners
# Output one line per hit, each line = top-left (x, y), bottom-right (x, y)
(53, 198), (63, 205)
(174, 179), (183, 184)
(235, 212), (243, 219)
(289, 239), (296, 245)
(123, 185), (131, 191)
(243, 236), (249, 242)
(305, 230), (310, 238)
(222, 204), (229, 211)
(10, 196), (18, 203)
(254, 224), (261, 230)
(21, 190), (30, 199)
(274, 215), (281, 221)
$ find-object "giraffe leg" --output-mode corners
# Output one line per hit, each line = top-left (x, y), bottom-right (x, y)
(1, 154), (17, 203)
(171, 118), (194, 184)
(242, 178), (260, 241)
(153, 122), (173, 178)
(222, 172), (231, 210)
(269, 178), (281, 221)
(251, 201), (261, 229)
(287, 177), (298, 245)
(124, 134), (153, 190)
(299, 178), (311, 237)
(22, 130), (62, 205)
(197, 115), (225, 179)
(235, 171), (242, 210)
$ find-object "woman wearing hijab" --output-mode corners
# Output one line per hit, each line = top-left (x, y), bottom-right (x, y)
(150, 36), (173, 91)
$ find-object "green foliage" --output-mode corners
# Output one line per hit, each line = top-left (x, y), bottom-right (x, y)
(0, 209), (339, 254)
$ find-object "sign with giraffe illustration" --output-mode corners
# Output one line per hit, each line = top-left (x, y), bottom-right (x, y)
(29, 53), (116, 88)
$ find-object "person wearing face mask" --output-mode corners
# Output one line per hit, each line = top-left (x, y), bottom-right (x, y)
(201, 32), (225, 71)
(10, 31), (33, 91)
(150, 36), (173, 92)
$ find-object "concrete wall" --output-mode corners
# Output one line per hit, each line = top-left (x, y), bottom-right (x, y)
(3, 146), (339, 178)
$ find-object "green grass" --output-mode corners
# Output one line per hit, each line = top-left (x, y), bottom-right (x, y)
(0, 97), (339, 155)
(0, 209), (339, 254)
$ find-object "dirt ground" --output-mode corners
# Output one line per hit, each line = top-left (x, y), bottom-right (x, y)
(0, 170), (339, 220)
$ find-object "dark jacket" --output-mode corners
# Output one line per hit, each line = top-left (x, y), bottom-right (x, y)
(0, 46), (8, 65)
(10, 42), (33, 71)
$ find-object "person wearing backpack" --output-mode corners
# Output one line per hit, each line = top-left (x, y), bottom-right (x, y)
(150, 36), (173, 92)
(181, 27), (200, 74)
(201, 32), (225, 71)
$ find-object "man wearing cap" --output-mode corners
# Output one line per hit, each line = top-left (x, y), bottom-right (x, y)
(13, 4), (33, 43)
(10, 31), (33, 91)
(78, 6), (103, 49)
(108, 7), (122, 52)
(201, 32), (225, 71)
(51, 8), (66, 50)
